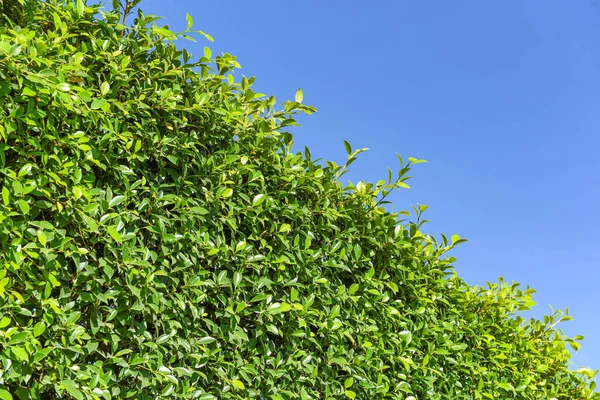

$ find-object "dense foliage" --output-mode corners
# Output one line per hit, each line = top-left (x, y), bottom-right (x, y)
(0, 0), (598, 399)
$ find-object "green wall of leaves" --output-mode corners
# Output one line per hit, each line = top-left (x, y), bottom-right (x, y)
(0, 0), (597, 398)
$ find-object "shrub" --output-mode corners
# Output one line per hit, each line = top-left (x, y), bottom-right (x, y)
(0, 1), (597, 398)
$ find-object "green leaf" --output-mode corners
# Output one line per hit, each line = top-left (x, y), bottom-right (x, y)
(252, 194), (266, 207)
(37, 230), (47, 246)
(197, 92), (210, 106)
(343, 140), (352, 155)
(190, 206), (210, 215)
(9, 332), (28, 345)
(279, 223), (291, 233)
(73, 186), (83, 200)
(33, 321), (46, 337)
(0, 317), (10, 329)
(295, 88), (304, 103)
(399, 330), (412, 345)
(233, 271), (242, 288)
(197, 29), (214, 42)
(267, 302), (288, 314)
(153, 26), (177, 39)
(81, 214), (99, 232)
(18, 199), (30, 214)
(1, 186), (9, 206)
(235, 302), (246, 313)
(250, 294), (267, 302)
(156, 334), (170, 344)
(8, 44), (21, 56)
(22, 87), (37, 97)
(219, 188), (233, 198)
(231, 379), (245, 390)
(11, 180), (23, 196)
(0, 82), (10, 97)
(109, 195), (125, 208)
(186, 13), (193, 30)
(91, 98), (107, 109)
(408, 157), (427, 164)
(33, 348), (51, 363)
(161, 384), (175, 396)
(422, 354), (430, 366)
(76, 0), (84, 16)
(235, 240), (246, 252)
(107, 226), (122, 242)
(100, 81), (110, 96)
(497, 382), (514, 391)
(0, 389), (13, 400)
(12, 347), (29, 361)
(56, 83), (71, 92)
(18, 164), (33, 177)
(247, 254), (265, 262)
(199, 336), (216, 345)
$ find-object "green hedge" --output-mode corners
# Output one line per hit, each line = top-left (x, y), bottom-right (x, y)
(0, 1), (597, 398)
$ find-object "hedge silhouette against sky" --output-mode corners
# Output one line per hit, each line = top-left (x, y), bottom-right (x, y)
(0, 0), (598, 398)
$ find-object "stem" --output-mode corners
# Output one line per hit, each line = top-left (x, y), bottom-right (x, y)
(120, 0), (131, 37)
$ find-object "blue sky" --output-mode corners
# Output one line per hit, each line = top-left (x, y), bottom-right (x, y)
(135, 0), (600, 373)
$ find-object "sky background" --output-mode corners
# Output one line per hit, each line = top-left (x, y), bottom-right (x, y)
(133, 0), (600, 373)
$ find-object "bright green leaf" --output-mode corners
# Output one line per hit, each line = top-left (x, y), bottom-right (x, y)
(91, 98), (107, 109)
(279, 223), (291, 233)
(1, 186), (9, 206)
(100, 81), (110, 96)
(185, 13), (193, 30)
(18, 199), (30, 214)
(231, 379), (245, 390)
(252, 194), (266, 207)
(37, 230), (47, 246)
(107, 226), (122, 242)
(109, 195), (125, 208)
(12, 347), (29, 361)
(56, 83), (71, 92)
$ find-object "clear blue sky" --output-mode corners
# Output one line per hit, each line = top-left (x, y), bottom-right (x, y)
(135, 0), (600, 373)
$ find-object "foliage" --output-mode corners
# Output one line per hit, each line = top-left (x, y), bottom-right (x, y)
(0, 0), (26, 27)
(0, 0), (598, 398)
